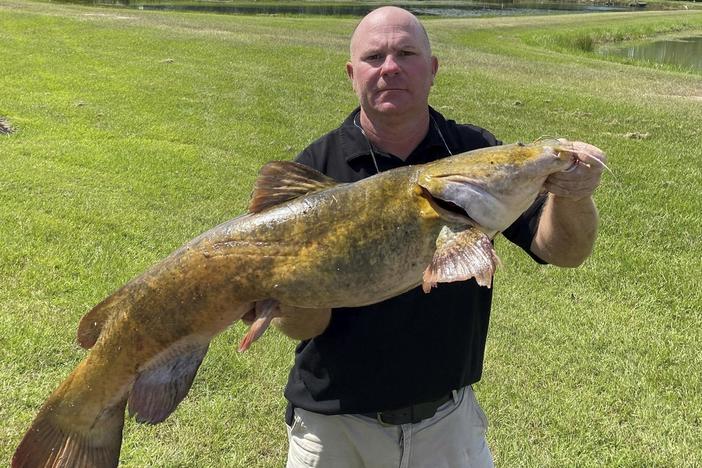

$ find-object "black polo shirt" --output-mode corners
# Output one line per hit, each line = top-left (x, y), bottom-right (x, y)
(284, 107), (546, 421)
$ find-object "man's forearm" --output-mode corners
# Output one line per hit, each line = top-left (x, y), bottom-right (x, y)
(272, 306), (332, 341)
(531, 193), (598, 267)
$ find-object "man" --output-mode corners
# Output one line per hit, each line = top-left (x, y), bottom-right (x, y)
(270, 6), (605, 467)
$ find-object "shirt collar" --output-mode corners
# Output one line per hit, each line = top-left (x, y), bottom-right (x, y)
(340, 106), (451, 166)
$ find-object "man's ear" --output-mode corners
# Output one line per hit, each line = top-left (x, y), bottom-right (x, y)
(346, 61), (356, 92)
(431, 56), (439, 85)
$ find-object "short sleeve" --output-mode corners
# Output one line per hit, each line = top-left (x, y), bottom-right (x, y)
(501, 194), (548, 264)
(294, 149), (316, 169)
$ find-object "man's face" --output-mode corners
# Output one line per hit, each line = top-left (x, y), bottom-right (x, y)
(347, 13), (438, 119)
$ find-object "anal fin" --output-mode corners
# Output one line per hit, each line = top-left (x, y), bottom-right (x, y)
(423, 226), (501, 292)
(128, 341), (209, 424)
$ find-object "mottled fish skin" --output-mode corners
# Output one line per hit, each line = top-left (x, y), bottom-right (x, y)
(210, 166), (444, 307)
(13, 140), (582, 468)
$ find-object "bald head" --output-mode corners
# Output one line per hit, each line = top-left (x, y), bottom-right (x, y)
(345, 5), (438, 126)
(350, 7), (432, 59)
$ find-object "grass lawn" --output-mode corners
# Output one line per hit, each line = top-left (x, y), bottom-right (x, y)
(1, 1), (701, 466)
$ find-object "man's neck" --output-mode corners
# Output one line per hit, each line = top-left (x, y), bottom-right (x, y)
(359, 109), (431, 160)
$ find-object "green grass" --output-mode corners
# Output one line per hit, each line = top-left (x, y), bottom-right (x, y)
(1, 1), (701, 466)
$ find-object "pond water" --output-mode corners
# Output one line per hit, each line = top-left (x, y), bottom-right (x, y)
(598, 35), (702, 72)
(68, 0), (635, 17)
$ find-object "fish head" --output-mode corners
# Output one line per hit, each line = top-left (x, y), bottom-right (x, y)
(417, 140), (581, 232)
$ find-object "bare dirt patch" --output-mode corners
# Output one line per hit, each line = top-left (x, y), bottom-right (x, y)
(0, 117), (14, 135)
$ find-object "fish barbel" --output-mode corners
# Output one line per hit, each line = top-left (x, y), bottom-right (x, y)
(13, 139), (601, 467)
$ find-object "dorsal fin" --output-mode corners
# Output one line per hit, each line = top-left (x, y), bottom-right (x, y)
(248, 161), (340, 213)
(76, 283), (139, 349)
(77, 292), (122, 349)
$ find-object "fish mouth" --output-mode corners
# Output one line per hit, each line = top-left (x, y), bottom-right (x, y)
(560, 153), (580, 173)
(420, 187), (478, 226)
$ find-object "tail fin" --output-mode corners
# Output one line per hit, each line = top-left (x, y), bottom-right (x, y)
(12, 397), (126, 468)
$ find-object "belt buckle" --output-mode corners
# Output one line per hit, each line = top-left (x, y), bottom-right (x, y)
(376, 412), (394, 427)
(372, 392), (454, 426)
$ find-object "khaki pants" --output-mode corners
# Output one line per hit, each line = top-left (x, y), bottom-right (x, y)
(286, 386), (494, 468)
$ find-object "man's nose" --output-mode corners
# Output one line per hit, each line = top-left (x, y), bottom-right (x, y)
(380, 54), (401, 75)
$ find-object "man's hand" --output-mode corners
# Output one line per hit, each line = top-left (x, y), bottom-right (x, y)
(544, 140), (607, 201)
(531, 140), (606, 267)
(242, 302), (331, 341)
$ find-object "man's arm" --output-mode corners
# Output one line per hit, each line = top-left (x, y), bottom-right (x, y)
(531, 194), (598, 267)
(530, 141), (606, 267)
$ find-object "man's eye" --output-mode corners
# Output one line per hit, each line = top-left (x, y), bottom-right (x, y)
(365, 54), (382, 61)
(400, 50), (415, 56)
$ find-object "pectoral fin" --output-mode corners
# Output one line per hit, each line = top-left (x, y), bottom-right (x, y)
(423, 226), (501, 292)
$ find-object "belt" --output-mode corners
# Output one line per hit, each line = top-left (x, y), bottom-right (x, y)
(360, 392), (453, 426)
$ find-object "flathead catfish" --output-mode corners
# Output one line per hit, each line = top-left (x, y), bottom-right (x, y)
(13, 139), (603, 467)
